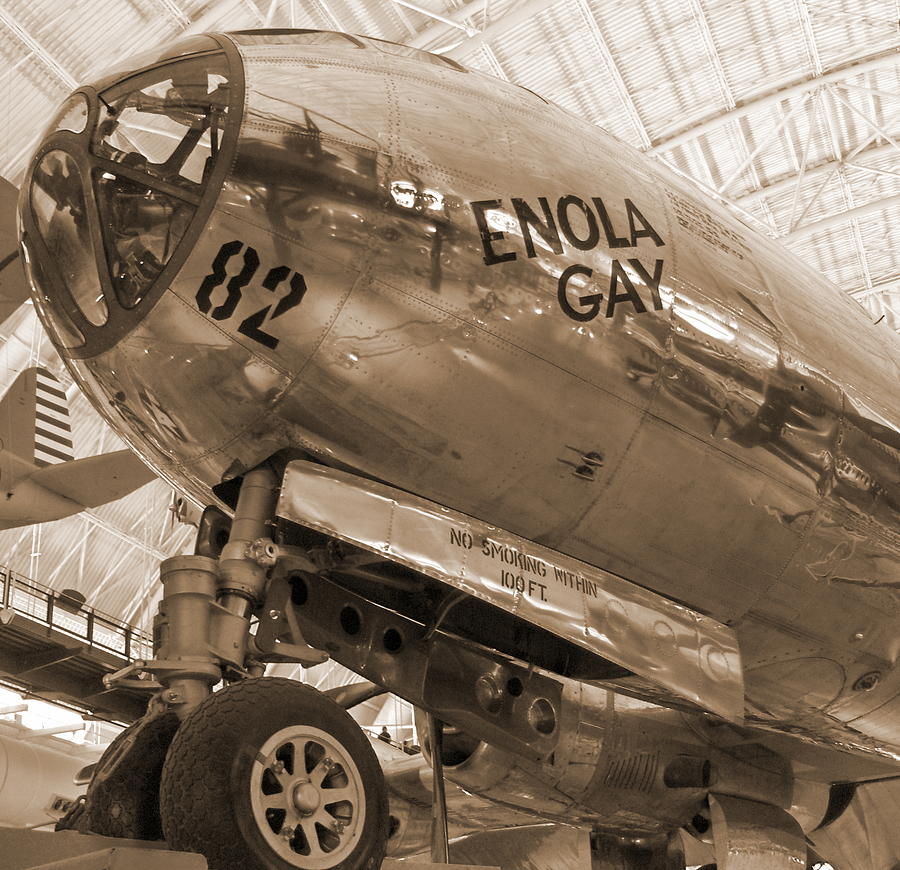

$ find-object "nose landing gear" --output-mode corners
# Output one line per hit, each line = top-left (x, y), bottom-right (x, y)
(67, 465), (389, 870)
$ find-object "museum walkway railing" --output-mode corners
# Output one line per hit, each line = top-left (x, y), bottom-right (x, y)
(0, 565), (153, 663)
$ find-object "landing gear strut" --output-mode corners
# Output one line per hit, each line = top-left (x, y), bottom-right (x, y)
(426, 714), (450, 864)
(72, 465), (389, 870)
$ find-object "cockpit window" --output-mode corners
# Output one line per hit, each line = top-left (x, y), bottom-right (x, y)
(20, 237), (86, 349)
(94, 171), (196, 307)
(30, 150), (108, 326)
(83, 53), (228, 307)
(92, 54), (230, 194)
(23, 43), (237, 357)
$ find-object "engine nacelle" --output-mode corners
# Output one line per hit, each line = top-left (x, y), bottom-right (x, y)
(392, 690), (831, 856)
(414, 685), (711, 835)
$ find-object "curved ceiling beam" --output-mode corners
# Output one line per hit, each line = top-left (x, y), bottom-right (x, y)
(784, 191), (900, 241)
(0, 6), (77, 89)
(649, 46), (899, 154)
(82, 509), (171, 563)
(737, 141), (898, 204)
(408, 0), (483, 48)
(444, 0), (565, 60)
(154, 0), (191, 28)
(850, 274), (900, 300)
(181, 0), (260, 35)
(392, 0), (477, 39)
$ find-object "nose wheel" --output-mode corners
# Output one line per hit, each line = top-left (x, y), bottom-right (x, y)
(250, 724), (367, 868)
(159, 677), (388, 870)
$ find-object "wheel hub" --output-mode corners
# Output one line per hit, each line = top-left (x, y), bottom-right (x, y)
(250, 723), (367, 869)
(292, 781), (320, 815)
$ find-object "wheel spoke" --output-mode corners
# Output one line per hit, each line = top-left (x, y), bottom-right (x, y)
(321, 786), (355, 805)
(260, 790), (288, 810)
(310, 759), (330, 786)
(300, 818), (325, 857)
(290, 738), (310, 775)
(312, 807), (338, 828)
(274, 769), (294, 790)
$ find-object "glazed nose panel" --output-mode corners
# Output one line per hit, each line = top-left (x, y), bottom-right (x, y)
(20, 46), (242, 359)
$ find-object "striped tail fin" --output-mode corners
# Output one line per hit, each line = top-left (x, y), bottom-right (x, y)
(0, 366), (74, 483)
(0, 366), (155, 529)
(32, 368), (74, 467)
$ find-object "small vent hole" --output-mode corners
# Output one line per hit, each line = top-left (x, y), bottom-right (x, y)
(339, 605), (362, 636)
(383, 628), (403, 653)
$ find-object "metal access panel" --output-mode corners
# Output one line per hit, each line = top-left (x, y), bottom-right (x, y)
(277, 461), (744, 722)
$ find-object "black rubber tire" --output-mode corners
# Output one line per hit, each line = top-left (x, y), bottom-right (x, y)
(159, 677), (388, 870)
(72, 711), (180, 839)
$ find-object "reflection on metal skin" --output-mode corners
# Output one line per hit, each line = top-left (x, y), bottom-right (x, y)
(277, 459), (743, 721)
(708, 794), (806, 870)
(371, 737), (537, 857)
(380, 698), (827, 854)
(448, 824), (593, 870)
(17, 31), (900, 764)
(409, 698), (712, 835)
(808, 778), (900, 870)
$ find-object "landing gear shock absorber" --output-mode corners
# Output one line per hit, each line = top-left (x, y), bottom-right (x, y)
(65, 466), (281, 839)
(153, 465), (281, 715)
(76, 465), (390, 869)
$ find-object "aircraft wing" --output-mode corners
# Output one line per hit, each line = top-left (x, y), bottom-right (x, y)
(28, 448), (156, 508)
(0, 367), (156, 529)
(277, 460), (744, 722)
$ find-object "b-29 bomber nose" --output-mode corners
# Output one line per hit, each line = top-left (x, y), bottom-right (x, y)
(20, 39), (238, 358)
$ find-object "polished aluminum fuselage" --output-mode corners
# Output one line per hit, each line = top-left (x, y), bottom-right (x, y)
(26, 34), (900, 758)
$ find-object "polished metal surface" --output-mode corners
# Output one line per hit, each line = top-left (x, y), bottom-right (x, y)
(16, 31), (900, 765)
(708, 794), (807, 870)
(372, 738), (538, 857)
(379, 686), (714, 836)
(277, 459), (743, 721)
(447, 825), (591, 870)
(808, 778), (900, 870)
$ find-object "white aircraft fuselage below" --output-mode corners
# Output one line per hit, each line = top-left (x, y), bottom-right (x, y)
(18, 31), (900, 767)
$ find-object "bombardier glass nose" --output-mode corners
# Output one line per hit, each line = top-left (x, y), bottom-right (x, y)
(22, 46), (236, 355)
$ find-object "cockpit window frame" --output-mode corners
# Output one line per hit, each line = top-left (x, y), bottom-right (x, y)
(30, 148), (111, 327)
(91, 53), (231, 194)
(20, 34), (245, 359)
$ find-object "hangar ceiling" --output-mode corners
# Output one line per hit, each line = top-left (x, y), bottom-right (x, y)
(0, 0), (895, 633)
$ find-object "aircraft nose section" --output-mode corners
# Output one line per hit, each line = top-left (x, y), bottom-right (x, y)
(19, 40), (240, 359)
